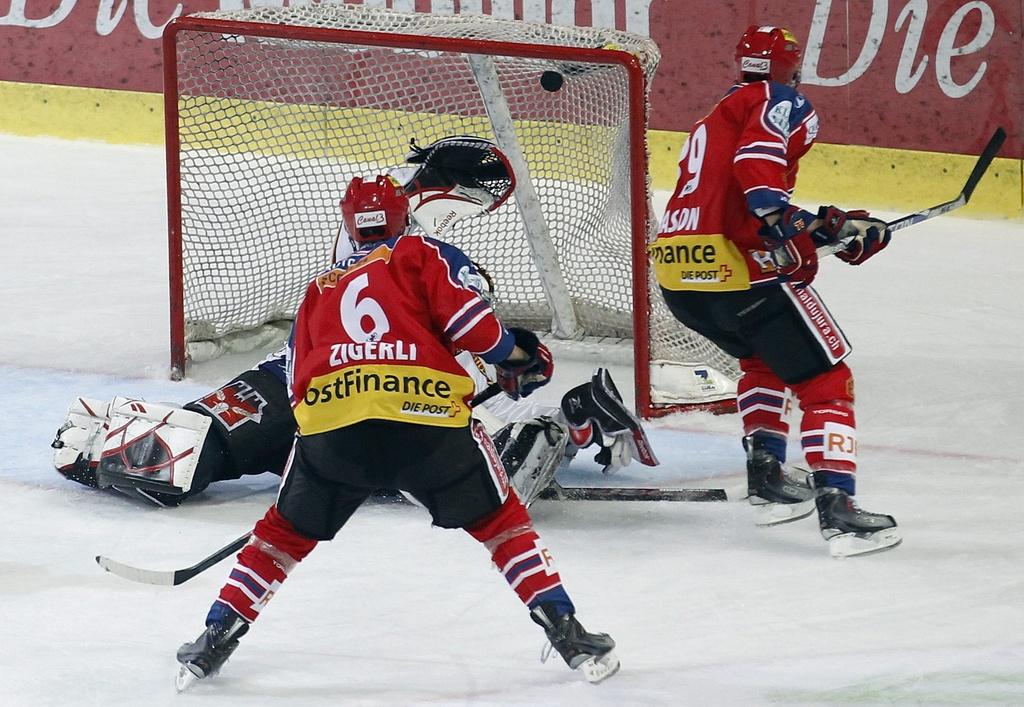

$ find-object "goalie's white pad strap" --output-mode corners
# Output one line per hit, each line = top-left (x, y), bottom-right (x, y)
(99, 399), (211, 494)
(53, 396), (113, 476)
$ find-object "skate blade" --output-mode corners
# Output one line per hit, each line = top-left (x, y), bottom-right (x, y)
(579, 650), (620, 684)
(828, 527), (902, 558)
(175, 663), (203, 692)
(752, 498), (815, 526)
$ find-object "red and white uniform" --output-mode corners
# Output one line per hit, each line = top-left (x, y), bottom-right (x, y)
(653, 81), (819, 292)
(289, 233), (514, 434)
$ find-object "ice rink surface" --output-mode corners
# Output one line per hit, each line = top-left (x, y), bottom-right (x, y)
(2, 135), (1023, 705)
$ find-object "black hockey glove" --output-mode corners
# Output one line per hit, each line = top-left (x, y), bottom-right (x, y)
(560, 368), (659, 473)
(494, 327), (553, 400)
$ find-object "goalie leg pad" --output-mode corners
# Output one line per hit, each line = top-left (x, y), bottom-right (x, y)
(97, 398), (212, 498)
(491, 417), (568, 507)
(52, 397), (114, 488)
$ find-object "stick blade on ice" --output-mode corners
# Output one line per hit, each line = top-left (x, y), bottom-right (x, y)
(95, 554), (177, 586)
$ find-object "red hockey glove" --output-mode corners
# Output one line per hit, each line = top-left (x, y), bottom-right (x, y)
(760, 206), (820, 286)
(495, 327), (553, 399)
(833, 211), (891, 265)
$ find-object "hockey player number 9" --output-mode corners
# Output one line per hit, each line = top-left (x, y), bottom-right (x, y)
(676, 123), (707, 198)
(340, 273), (391, 342)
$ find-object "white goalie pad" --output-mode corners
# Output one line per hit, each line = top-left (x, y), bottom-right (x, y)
(52, 397), (114, 482)
(97, 398), (212, 496)
(493, 418), (568, 507)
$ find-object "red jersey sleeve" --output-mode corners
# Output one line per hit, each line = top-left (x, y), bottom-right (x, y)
(409, 236), (515, 364)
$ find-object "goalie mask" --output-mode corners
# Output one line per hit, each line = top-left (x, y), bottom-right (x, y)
(401, 136), (516, 240)
(735, 25), (802, 87)
(340, 174), (411, 246)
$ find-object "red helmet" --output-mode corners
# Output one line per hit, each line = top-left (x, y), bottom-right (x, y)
(735, 25), (802, 86)
(340, 175), (411, 245)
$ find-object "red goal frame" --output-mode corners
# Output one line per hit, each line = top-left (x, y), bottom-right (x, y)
(162, 15), (658, 416)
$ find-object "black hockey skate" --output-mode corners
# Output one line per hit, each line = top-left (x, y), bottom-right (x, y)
(175, 605), (249, 691)
(744, 436), (815, 526)
(815, 486), (902, 558)
(531, 603), (619, 684)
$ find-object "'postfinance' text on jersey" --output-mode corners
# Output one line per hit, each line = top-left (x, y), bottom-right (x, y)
(289, 234), (514, 434)
(653, 81), (818, 292)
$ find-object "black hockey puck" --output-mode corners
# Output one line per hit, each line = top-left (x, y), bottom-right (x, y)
(540, 70), (564, 92)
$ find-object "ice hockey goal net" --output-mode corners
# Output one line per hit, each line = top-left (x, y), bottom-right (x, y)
(164, 2), (738, 416)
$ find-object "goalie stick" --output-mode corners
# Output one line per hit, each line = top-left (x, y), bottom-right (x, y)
(539, 480), (728, 502)
(96, 533), (251, 586)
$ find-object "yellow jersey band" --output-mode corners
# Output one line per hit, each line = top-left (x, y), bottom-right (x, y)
(295, 364), (477, 434)
(650, 234), (751, 292)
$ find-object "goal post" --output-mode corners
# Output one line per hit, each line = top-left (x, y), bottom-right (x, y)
(163, 3), (738, 416)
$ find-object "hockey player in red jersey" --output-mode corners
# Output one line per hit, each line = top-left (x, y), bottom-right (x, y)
(175, 174), (620, 689)
(653, 25), (900, 557)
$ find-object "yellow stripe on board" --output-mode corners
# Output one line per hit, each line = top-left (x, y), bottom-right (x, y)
(0, 81), (164, 145)
(3, 80), (1021, 220)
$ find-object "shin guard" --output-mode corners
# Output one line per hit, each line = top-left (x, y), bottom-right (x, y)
(738, 357), (791, 461)
(216, 505), (317, 623)
(792, 363), (857, 494)
(466, 496), (574, 615)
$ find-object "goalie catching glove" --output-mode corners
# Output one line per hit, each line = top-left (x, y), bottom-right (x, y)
(401, 135), (515, 240)
(495, 327), (553, 400)
(560, 368), (659, 474)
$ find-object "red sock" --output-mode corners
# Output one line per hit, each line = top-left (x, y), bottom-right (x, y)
(216, 505), (318, 622)
(466, 495), (574, 615)
(737, 356), (791, 438)
(792, 363), (857, 493)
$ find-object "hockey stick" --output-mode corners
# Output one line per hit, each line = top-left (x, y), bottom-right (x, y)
(814, 127), (1006, 258)
(539, 481), (728, 502)
(773, 127), (1006, 266)
(96, 532), (251, 586)
(471, 381), (504, 408)
(885, 126), (1006, 233)
(96, 388), (507, 587)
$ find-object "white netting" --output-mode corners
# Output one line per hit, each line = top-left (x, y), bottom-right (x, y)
(169, 2), (740, 399)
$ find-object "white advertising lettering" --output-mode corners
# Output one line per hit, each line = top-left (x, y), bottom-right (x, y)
(0, 0), (182, 38)
(1, 0), (656, 38)
(658, 207), (701, 233)
(803, 0), (995, 99)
